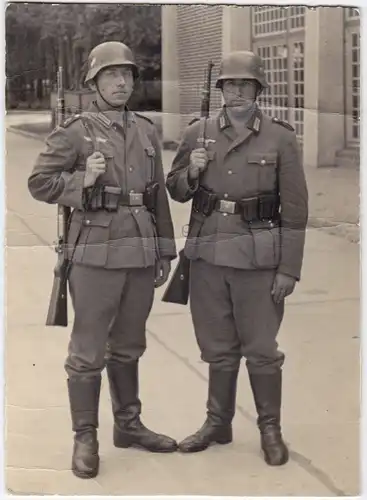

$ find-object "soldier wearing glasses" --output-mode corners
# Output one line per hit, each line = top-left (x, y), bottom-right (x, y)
(166, 51), (308, 465)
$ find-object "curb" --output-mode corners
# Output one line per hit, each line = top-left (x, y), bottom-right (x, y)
(307, 217), (360, 244)
(7, 126), (47, 143)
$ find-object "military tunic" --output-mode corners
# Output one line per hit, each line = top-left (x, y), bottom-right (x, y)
(166, 105), (308, 373)
(28, 102), (177, 377)
(29, 103), (176, 269)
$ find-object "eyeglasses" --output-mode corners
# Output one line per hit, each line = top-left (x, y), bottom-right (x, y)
(223, 80), (258, 91)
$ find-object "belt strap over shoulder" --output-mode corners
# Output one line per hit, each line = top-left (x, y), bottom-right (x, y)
(135, 116), (156, 181)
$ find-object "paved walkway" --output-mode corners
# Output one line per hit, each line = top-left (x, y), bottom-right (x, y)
(5, 123), (361, 496)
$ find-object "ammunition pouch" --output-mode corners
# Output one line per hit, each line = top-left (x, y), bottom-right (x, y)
(239, 193), (280, 223)
(193, 186), (280, 223)
(143, 181), (160, 214)
(83, 182), (160, 213)
(192, 186), (218, 216)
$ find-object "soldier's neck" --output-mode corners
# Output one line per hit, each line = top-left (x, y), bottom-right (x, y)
(94, 98), (127, 124)
(226, 103), (255, 131)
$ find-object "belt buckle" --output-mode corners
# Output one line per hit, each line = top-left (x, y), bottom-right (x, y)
(218, 200), (236, 214)
(129, 193), (143, 206)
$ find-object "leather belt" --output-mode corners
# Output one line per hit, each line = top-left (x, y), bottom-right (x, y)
(193, 186), (280, 222)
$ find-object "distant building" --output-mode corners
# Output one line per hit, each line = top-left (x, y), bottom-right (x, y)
(162, 6), (360, 168)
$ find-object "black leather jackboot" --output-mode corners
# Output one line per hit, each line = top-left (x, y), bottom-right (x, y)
(67, 375), (101, 479)
(178, 366), (239, 453)
(248, 370), (289, 466)
(106, 360), (177, 452)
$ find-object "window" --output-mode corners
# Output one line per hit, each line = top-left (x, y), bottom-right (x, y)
(347, 7), (359, 19)
(351, 32), (360, 139)
(257, 45), (288, 123)
(293, 41), (305, 138)
(253, 6), (305, 35)
(290, 6), (305, 29)
(253, 7), (287, 36)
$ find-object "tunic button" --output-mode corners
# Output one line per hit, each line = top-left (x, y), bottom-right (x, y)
(261, 159), (266, 165)
(223, 213), (228, 217)
(129, 166), (134, 172)
(85, 219), (91, 225)
(130, 189), (135, 193)
(224, 193), (228, 198)
(135, 209), (139, 214)
(228, 170), (233, 175)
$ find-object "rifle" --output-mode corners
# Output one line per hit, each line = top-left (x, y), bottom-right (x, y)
(45, 65), (71, 327)
(162, 60), (214, 305)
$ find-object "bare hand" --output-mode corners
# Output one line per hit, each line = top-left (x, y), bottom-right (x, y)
(271, 273), (296, 304)
(188, 148), (208, 180)
(154, 258), (171, 288)
(84, 152), (106, 188)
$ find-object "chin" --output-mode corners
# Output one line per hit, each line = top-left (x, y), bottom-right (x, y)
(112, 98), (128, 107)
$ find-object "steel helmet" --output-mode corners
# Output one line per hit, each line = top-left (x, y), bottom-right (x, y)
(84, 41), (139, 84)
(216, 51), (269, 89)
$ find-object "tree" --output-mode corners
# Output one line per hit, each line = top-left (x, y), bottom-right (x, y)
(5, 2), (162, 104)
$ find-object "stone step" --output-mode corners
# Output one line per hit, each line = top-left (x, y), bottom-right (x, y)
(335, 147), (360, 169)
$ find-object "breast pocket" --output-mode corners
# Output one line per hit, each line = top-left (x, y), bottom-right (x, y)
(248, 153), (278, 192)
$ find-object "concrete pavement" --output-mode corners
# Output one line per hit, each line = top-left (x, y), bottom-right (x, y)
(5, 128), (360, 495)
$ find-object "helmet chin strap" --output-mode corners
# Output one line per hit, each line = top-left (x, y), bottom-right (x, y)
(226, 92), (256, 113)
(95, 82), (126, 110)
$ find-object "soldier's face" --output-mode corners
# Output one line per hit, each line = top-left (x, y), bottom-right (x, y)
(94, 65), (134, 106)
(222, 79), (257, 108)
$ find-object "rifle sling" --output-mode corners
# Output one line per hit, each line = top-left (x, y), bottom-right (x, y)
(63, 116), (100, 283)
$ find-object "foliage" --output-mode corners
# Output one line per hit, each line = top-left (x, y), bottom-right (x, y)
(5, 3), (162, 92)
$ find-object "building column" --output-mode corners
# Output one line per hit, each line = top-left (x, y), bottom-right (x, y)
(161, 5), (180, 145)
(220, 6), (253, 105)
(303, 7), (345, 168)
(222, 6), (252, 55)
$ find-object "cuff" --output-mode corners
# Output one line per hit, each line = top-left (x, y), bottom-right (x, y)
(277, 264), (301, 282)
(157, 237), (177, 261)
(58, 170), (86, 210)
(175, 167), (199, 201)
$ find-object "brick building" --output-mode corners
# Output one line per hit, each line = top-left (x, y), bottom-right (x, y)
(162, 6), (360, 168)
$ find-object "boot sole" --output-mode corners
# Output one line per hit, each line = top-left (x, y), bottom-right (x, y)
(72, 459), (100, 479)
(262, 446), (289, 466)
(264, 452), (289, 467)
(179, 436), (233, 453)
(114, 435), (178, 453)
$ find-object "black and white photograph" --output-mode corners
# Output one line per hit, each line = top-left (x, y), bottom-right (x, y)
(5, 2), (361, 496)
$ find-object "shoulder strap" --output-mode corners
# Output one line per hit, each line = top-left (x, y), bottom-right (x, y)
(135, 121), (156, 181)
(60, 114), (81, 128)
(272, 116), (295, 131)
(133, 111), (154, 125)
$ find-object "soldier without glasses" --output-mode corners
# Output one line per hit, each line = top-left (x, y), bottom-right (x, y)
(28, 41), (178, 479)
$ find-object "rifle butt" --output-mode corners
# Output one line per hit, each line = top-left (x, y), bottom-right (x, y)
(161, 250), (190, 305)
(46, 275), (68, 327)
